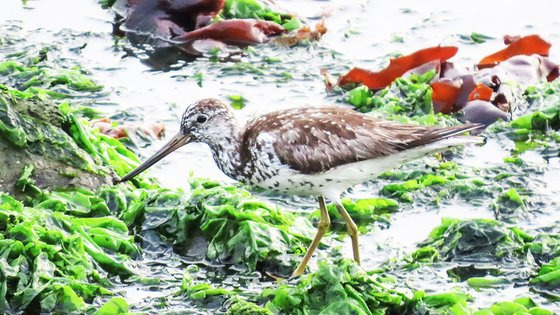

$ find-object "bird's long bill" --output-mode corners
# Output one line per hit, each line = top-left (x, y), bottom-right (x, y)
(119, 132), (190, 182)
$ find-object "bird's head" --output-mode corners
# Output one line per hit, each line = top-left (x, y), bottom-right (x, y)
(179, 98), (236, 143)
(119, 98), (235, 182)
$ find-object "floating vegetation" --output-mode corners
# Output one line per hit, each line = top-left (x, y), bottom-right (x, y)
(219, 0), (301, 32)
(132, 178), (316, 272)
(3, 1), (560, 313)
(309, 197), (398, 233)
(262, 259), (556, 314)
(345, 71), (463, 129)
(0, 192), (135, 313)
(404, 217), (560, 296)
(507, 84), (560, 155)
(262, 259), (415, 314)
(0, 58), (102, 98)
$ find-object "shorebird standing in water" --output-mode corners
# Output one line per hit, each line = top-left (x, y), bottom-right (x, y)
(120, 98), (483, 277)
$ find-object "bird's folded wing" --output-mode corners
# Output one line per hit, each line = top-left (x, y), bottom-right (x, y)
(242, 107), (481, 174)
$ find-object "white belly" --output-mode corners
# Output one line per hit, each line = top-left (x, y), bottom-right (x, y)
(253, 137), (480, 201)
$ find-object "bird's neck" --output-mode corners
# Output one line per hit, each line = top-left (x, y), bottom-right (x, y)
(205, 121), (244, 181)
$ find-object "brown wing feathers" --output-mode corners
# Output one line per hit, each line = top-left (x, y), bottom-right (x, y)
(242, 107), (482, 174)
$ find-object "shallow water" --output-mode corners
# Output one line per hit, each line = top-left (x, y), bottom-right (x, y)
(2, 0), (560, 312)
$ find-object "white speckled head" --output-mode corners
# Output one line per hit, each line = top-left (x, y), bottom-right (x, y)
(120, 98), (240, 182)
(180, 98), (238, 144)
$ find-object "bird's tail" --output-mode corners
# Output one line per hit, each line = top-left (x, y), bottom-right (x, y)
(404, 123), (485, 150)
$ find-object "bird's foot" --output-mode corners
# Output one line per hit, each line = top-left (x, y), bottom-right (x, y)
(290, 264), (307, 279)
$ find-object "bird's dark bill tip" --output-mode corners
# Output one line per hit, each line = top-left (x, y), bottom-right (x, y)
(115, 132), (190, 184)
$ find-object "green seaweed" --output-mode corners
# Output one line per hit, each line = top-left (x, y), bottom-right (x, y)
(309, 197), (398, 232)
(0, 193), (137, 313)
(180, 267), (232, 300)
(228, 94), (247, 110)
(6, 98), (97, 171)
(94, 297), (130, 315)
(505, 82), (560, 154)
(416, 291), (472, 314)
(412, 218), (527, 263)
(97, 0), (117, 9)
(226, 299), (272, 315)
(343, 69), (472, 129)
(141, 179), (315, 272)
(220, 0), (300, 31)
(405, 217), (560, 298)
(379, 161), (490, 203)
(262, 259), (415, 315)
(0, 58), (154, 312)
(93, 177), (316, 273)
(459, 32), (494, 44)
(61, 108), (141, 177)
(0, 60), (101, 96)
(15, 165), (43, 199)
(474, 298), (554, 315)
(531, 257), (560, 288)
(416, 293), (554, 315)
(467, 276), (511, 288)
(346, 70), (435, 115)
(493, 187), (526, 215)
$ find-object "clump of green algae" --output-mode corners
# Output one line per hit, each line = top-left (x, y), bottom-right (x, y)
(3, 25), (560, 314)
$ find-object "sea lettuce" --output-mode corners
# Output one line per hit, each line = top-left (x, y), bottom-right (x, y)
(504, 81), (560, 154)
(508, 104), (560, 154)
(137, 179), (315, 272)
(0, 193), (136, 313)
(94, 297), (130, 315)
(0, 60), (102, 96)
(531, 256), (560, 289)
(406, 217), (560, 297)
(415, 293), (553, 315)
(262, 259), (415, 315)
(411, 218), (527, 263)
(345, 70), (462, 127)
(226, 299), (272, 315)
(220, 0), (301, 31)
(309, 197), (398, 232)
(379, 161), (490, 204)
(347, 70), (435, 115)
(473, 298), (553, 315)
(179, 267), (232, 300)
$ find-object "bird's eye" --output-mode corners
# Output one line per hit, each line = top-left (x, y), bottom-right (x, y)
(196, 115), (208, 124)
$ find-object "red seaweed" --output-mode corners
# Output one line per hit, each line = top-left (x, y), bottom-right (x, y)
(337, 36), (557, 120)
(431, 81), (460, 114)
(173, 19), (286, 45)
(124, 0), (225, 38)
(468, 84), (493, 102)
(338, 46), (458, 90)
(478, 35), (551, 69)
(119, 0), (296, 53)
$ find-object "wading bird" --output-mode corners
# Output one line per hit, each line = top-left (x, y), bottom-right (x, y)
(120, 98), (483, 277)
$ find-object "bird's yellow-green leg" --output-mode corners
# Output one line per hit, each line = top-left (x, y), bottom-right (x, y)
(335, 202), (361, 264)
(291, 196), (330, 278)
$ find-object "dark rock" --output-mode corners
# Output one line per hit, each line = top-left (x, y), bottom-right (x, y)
(0, 91), (114, 198)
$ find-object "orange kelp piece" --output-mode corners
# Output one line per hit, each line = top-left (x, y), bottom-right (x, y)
(468, 84), (493, 101)
(431, 81), (460, 113)
(339, 46), (458, 90)
(478, 35), (551, 69)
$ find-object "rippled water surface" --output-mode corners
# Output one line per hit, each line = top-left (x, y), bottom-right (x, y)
(2, 0), (560, 312)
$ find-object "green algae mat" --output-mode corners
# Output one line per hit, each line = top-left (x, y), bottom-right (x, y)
(2, 0), (560, 314)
